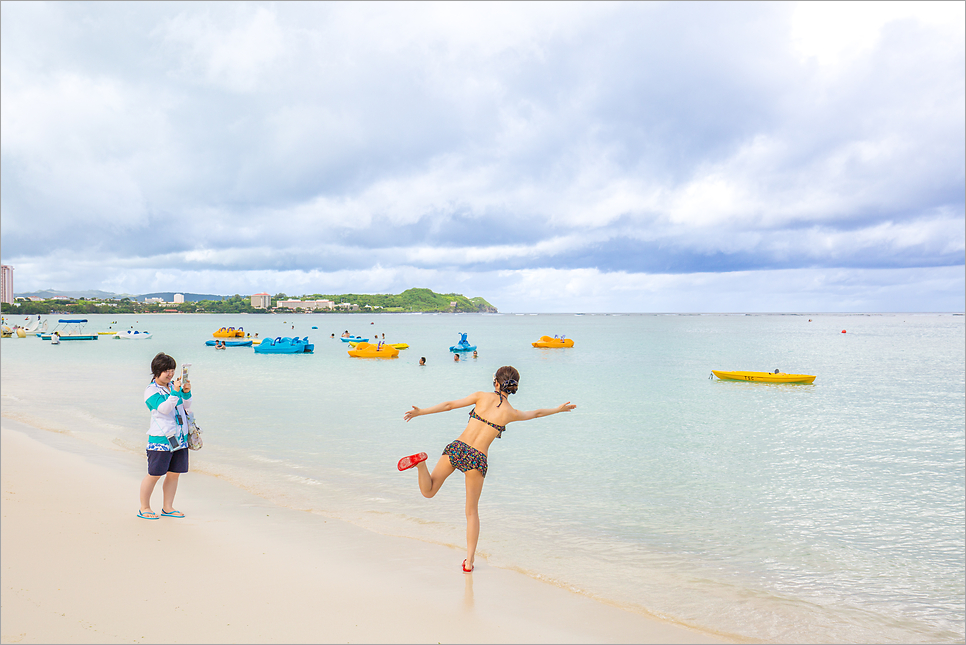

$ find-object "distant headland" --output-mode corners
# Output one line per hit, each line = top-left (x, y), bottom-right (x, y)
(2, 288), (497, 315)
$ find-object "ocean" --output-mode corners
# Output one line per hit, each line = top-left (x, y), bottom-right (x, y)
(2, 311), (963, 643)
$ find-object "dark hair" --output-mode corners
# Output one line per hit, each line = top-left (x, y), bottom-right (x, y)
(494, 366), (520, 395)
(151, 352), (176, 380)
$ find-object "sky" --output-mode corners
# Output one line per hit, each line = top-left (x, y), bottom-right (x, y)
(1, 1), (963, 313)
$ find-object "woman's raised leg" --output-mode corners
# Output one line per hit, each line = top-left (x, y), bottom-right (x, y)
(417, 455), (456, 498)
(463, 469), (485, 570)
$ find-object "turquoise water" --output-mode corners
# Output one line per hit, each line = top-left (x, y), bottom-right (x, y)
(2, 312), (964, 642)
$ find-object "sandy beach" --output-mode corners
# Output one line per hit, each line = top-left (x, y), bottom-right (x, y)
(0, 419), (724, 644)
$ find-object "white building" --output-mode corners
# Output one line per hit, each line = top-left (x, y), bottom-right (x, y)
(1, 265), (13, 304)
(173, 293), (184, 304)
(277, 299), (335, 311)
(251, 293), (271, 309)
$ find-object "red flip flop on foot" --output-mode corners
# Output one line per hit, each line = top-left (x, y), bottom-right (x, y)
(462, 559), (474, 573)
(397, 452), (428, 471)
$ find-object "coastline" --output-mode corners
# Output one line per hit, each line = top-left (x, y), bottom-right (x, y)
(0, 418), (725, 644)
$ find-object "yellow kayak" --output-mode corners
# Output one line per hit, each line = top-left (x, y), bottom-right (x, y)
(712, 370), (815, 384)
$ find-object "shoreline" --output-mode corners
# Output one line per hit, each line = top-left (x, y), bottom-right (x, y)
(0, 418), (727, 644)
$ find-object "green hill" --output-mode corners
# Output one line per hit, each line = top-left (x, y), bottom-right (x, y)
(307, 288), (497, 313)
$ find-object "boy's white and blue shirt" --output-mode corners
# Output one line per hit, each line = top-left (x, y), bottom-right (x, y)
(145, 380), (192, 451)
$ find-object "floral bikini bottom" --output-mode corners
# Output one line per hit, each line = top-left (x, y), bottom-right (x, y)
(442, 440), (488, 478)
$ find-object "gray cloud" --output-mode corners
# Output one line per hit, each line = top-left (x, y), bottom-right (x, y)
(1, 2), (962, 311)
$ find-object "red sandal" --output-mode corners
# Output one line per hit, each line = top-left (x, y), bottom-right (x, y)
(462, 559), (474, 573)
(397, 452), (428, 471)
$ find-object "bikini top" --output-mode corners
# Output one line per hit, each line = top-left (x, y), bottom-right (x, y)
(469, 408), (506, 439)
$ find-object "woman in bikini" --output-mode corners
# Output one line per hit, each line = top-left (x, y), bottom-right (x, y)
(398, 365), (575, 572)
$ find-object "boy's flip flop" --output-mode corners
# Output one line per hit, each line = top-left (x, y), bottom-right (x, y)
(137, 510), (159, 520)
(161, 509), (185, 518)
(397, 452), (428, 471)
(462, 559), (474, 573)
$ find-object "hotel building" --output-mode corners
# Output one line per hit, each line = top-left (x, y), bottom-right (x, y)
(1, 265), (13, 305)
(251, 293), (271, 309)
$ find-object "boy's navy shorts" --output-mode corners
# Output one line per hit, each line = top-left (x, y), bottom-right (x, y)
(147, 449), (189, 476)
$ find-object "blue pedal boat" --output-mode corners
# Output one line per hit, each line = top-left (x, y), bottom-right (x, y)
(254, 336), (314, 354)
(449, 332), (477, 352)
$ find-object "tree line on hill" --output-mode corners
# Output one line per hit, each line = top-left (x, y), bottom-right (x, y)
(1, 288), (497, 315)
(307, 288), (496, 313)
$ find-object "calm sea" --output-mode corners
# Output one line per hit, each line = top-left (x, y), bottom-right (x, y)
(2, 312), (963, 643)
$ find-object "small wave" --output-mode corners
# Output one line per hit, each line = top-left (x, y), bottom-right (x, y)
(249, 455), (285, 464)
(284, 474), (322, 486)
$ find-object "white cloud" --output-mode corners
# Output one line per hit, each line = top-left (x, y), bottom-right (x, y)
(790, 1), (965, 66)
(156, 5), (285, 92)
(498, 266), (965, 313)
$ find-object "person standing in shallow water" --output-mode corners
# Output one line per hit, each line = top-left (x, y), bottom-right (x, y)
(398, 366), (575, 572)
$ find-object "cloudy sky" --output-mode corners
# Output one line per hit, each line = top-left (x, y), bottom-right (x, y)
(1, 2), (963, 312)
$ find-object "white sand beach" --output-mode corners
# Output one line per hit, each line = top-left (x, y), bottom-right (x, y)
(1, 419), (725, 644)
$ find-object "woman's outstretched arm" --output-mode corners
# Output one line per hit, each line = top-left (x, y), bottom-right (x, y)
(404, 392), (483, 422)
(512, 402), (576, 422)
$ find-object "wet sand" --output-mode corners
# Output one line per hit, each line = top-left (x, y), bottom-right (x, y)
(0, 419), (724, 644)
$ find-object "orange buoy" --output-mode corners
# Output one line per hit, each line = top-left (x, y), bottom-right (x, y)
(841, 330), (846, 333)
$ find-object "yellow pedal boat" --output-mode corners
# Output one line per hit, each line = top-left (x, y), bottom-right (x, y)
(712, 370), (815, 384)
(532, 335), (574, 348)
(213, 326), (246, 338)
(349, 341), (408, 349)
(347, 342), (399, 358)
